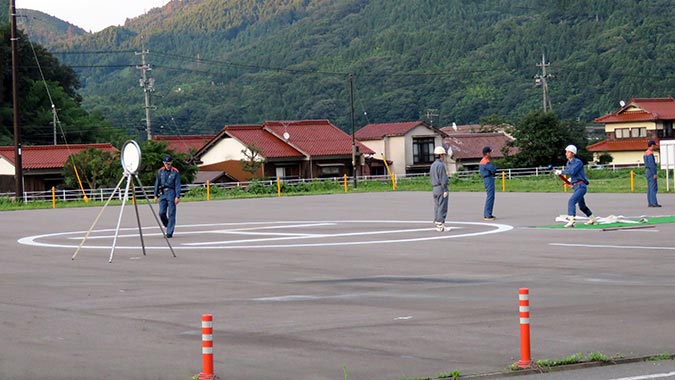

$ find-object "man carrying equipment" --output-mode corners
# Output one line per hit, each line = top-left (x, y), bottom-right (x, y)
(430, 146), (450, 232)
(644, 140), (661, 208)
(154, 155), (181, 238)
(554, 145), (597, 227)
(479, 146), (496, 221)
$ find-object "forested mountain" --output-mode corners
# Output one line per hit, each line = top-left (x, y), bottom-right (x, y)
(11, 0), (675, 139)
(18, 9), (88, 47)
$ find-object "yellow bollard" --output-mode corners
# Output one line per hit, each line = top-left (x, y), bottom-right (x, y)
(206, 180), (211, 200)
(564, 176), (568, 192)
(277, 177), (281, 197)
(52, 186), (56, 208)
(344, 174), (348, 192)
(630, 170), (634, 192)
(501, 171), (506, 192)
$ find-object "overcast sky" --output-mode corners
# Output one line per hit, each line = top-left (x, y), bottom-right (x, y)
(17, 0), (171, 32)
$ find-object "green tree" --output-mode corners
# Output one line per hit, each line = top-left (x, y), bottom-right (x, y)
(240, 144), (265, 178)
(507, 111), (587, 167)
(62, 147), (121, 190)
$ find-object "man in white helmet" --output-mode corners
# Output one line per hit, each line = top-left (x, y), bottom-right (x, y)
(554, 145), (596, 227)
(430, 146), (450, 232)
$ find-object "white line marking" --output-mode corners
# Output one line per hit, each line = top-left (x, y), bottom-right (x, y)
(18, 220), (513, 250)
(609, 371), (675, 380)
(551, 243), (675, 250)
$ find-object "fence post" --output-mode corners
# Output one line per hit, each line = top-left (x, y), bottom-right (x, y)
(517, 288), (532, 368)
(199, 314), (215, 380)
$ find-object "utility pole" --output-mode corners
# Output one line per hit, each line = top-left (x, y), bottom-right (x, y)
(136, 39), (154, 140)
(349, 74), (357, 188)
(52, 104), (58, 145)
(10, 0), (24, 201)
(534, 54), (553, 112)
(425, 108), (439, 127)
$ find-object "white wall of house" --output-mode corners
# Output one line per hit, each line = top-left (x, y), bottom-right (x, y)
(603, 121), (657, 133)
(0, 157), (14, 175)
(597, 150), (655, 166)
(199, 137), (247, 166)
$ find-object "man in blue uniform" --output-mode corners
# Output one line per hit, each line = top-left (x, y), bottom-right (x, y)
(154, 154), (181, 238)
(555, 145), (596, 227)
(479, 146), (496, 221)
(430, 146), (450, 232)
(644, 140), (661, 207)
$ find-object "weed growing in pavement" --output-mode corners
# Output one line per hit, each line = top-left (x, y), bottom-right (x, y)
(587, 352), (610, 362)
(436, 369), (461, 379)
(648, 352), (672, 361)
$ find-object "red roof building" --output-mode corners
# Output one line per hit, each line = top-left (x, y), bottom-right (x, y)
(152, 135), (214, 156)
(355, 121), (447, 175)
(590, 97), (675, 165)
(195, 120), (374, 181)
(0, 143), (117, 193)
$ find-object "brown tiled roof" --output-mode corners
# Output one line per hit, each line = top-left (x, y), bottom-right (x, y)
(587, 138), (657, 152)
(264, 120), (374, 156)
(443, 133), (515, 160)
(355, 121), (438, 140)
(224, 125), (304, 158)
(152, 135), (214, 154)
(0, 144), (117, 169)
(594, 97), (675, 123)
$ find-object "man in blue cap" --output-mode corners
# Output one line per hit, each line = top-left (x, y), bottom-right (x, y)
(154, 154), (181, 238)
(479, 146), (496, 221)
(644, 140), (661, 207)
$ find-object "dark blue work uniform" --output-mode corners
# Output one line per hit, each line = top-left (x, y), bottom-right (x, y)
(479, 156), (496, 218)
(644, 149), (659, 207)
(561, 157), (592, 218)
(154, 166), (181, 236)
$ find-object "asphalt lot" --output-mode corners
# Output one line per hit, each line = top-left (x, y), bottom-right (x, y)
(1, 191), (674, 380)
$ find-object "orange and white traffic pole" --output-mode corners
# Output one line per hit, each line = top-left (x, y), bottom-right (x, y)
(199, 314), (215, 380)
(517, 288), (532, 368)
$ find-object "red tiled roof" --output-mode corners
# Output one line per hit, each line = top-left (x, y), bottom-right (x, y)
(152, 135), (214, 155)
(355, 121), (438, 140)
(587, 138), (657, 152)
(443, 133), (515, 160)
(223, 125), (304, 158)
(440, 124), (483, 134)
(264, 120), (374, 156)
(594, 97), (675, 123)
(0, 144), (117, 169)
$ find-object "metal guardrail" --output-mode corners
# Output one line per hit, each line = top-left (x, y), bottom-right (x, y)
(1, 163), (644, 203)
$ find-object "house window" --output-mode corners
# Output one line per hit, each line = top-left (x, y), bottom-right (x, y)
(615, 127), (646, 138)
(275, 167), (286, 178)
(413, 137), (435, 164)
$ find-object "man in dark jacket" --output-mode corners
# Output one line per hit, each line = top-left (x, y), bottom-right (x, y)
(154, 155), (181, 238)
(644, 140), (661, 207)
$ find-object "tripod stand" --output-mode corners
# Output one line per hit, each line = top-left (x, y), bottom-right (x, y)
(72, 171), (176, 263)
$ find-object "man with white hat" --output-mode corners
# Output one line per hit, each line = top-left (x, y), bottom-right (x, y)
(430, 146), (450, 232)
(554, 145), (596, 227)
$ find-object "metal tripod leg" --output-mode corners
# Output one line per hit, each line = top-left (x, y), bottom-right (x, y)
(72, 175), (126, 260)
(130, 181), (147, 257)
(134, 175), (176, 258)
(108, 173), (133, 263)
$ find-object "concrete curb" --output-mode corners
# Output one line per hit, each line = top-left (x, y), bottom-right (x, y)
(456, 354), (674, 379)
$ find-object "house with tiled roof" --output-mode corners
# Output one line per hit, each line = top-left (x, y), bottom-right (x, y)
(589, 97), (675, 165)
(194, 120), (374, 181)
(152, 135), (214, 157)
(438, 124), (516, 171)
(355, 121), (448, 175)
(0, 143), (117, 193)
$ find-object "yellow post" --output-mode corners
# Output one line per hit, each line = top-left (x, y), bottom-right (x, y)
(564, 176), (568, 192)
(501, 171), (506, 192)
(277, 176), (281, 197)
(51, 186), (56, 208)
(381, 153), (396, 190)
(206, 180), (211, 200)
(343, 174), (348, 192)
(630, 170), (634, 192)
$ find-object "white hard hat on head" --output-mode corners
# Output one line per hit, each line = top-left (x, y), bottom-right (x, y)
(434, 146), (446, 155)
(565, 145), (577, 155)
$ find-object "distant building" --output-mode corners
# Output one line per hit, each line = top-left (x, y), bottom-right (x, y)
(194, 120), (374, 182)
(355, 121), (448, 175)
(440, 125), (516, 171)
(152, 135), (214, 158)
(0, 144), (117, 193)
(589, 97), (675, 165)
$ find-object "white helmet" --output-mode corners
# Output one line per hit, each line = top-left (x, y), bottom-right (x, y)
(434, 146), (446, 155)
(565, 145), (577, 155)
